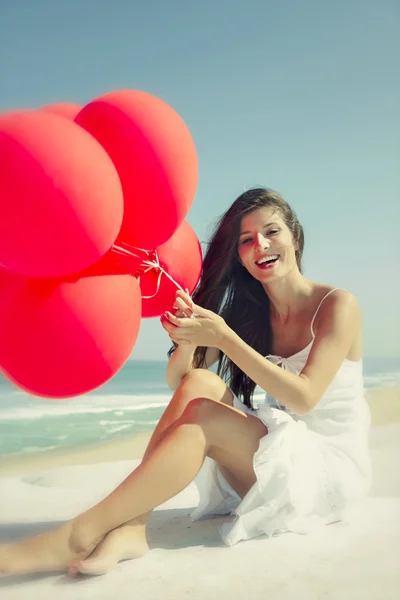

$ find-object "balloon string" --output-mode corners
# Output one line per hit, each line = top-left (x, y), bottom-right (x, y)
(111, 243), (185, 300)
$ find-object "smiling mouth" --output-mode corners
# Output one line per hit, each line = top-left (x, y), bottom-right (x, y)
(255, 254), (280, 267)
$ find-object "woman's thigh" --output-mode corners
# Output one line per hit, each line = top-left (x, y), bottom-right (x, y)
(144, 369), (234, 457)
(182, 398), (268, 497)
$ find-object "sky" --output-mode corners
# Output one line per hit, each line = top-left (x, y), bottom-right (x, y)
(1, 0), (399, 360)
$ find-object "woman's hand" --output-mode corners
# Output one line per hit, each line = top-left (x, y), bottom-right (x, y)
(160, 290), (228, 348)
(160, 289), (195, 347)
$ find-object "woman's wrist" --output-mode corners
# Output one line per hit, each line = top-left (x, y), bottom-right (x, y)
(175, 342), (196, 353)
(217, 322), (235, 352)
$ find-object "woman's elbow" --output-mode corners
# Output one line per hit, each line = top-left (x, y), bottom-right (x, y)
(293, 402), (312, 416)
(295, 377), (319, 415)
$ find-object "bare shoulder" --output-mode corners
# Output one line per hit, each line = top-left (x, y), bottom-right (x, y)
(318, 287), (359, 313)
(312, 282), (358, 308)
(313, 285), (361, 337)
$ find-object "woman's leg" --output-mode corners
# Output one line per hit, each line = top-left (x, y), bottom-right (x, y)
(0, 396), (266, 576)
(74, 369), (235, 574)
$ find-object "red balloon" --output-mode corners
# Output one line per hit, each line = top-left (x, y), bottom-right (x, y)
(76, 246), (143, 278)
(0, 267), (18, 296)
(75, 90), (198, 249)
(0, 110), (124, 278)
(140, 221), (202, 318)
(40, 102), (82, 120)
(0, 275), (142, 398)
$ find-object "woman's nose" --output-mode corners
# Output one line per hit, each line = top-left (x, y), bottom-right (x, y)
(255, 232), (270, 249)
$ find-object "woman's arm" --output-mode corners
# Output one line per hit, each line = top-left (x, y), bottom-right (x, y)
(164, 293), (220, 390)
(218, 291), (359, 415)
(166, 345), (220, 391)
(165, 290), (359, 415)
(166, 345), (195, 390)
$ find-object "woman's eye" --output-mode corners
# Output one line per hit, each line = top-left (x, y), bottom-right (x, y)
(240, 230), (279, 245)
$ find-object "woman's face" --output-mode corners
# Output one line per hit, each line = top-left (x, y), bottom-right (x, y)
(237, 207), (298, 283)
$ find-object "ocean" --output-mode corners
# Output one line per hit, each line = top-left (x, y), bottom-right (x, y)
(0, 357), (399, 458)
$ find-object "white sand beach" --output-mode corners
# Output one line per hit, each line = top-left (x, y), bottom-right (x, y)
(0, 385), (399, 600)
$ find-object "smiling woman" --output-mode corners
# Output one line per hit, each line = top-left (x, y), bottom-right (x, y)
(160, 188), (369, 541)
(239, 216), (293, 272)
(239, 213), (298, 281)
(0, 188), (371, 578)
(185, 188), (307, 407)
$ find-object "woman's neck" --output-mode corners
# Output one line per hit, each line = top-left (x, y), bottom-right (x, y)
(262, 272), (315, 325)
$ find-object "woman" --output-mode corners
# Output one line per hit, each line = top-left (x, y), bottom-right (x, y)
(0, 188), (371, 577)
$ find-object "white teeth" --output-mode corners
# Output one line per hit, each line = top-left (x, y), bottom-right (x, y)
(256, 255), (279, 265)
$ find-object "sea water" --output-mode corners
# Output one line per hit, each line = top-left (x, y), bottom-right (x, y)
(0, 357), (399, 458)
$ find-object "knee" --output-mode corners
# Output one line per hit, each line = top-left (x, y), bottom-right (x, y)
(175, 369), (233, 410)
(180, 397), (218, 425)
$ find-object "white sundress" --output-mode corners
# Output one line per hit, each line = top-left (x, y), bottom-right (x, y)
(191, 289), (372, 546)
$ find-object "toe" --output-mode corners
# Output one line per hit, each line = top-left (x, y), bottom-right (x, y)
(68, 564), (79, 577)
(77, 559), (109, 576)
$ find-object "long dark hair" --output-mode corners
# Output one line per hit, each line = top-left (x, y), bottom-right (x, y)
(169, 187), (305, 408)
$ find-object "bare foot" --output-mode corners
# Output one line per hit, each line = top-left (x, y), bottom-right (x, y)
(0, 520), (102, 576)
(71, 524), (149, 576)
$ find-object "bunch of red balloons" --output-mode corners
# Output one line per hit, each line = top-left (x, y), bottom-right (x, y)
(0, 90), (202, 399)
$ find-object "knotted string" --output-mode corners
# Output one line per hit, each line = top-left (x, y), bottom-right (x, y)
(111, 241), (185, 300)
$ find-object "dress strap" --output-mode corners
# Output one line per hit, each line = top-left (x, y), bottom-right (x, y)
(310, 288), (345, 338)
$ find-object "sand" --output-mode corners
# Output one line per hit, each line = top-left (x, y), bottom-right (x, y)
(0, 385), (399, 599)
(0, 431), (153, 477)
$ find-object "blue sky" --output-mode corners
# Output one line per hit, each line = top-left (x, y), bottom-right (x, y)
(1, 0), (399, 359)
